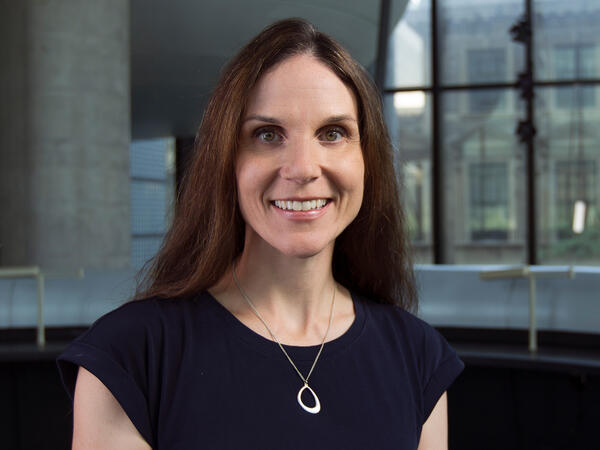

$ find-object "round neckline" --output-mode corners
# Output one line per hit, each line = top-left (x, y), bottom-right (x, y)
(205, 290), (366, 362)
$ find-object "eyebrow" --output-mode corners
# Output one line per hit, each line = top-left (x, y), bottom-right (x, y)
(242, 115), (282, 125)
(242, 114), (357, 125)
(325, 114), (358, 124)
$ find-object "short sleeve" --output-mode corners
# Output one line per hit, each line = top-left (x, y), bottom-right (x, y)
(419, 321), (464, 423)
(56, 299), (160, 447)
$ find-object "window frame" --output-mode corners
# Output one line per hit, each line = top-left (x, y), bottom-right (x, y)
(378, 0), (600, 264)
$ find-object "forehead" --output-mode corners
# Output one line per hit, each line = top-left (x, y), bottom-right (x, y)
(245, 54), (358, 118)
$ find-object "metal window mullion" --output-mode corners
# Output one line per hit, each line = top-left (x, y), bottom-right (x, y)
(375, 0), (392, 92)
(533, 78), (600, 87)
(431, 0), (444, 263)
(525, 0), (537, 264)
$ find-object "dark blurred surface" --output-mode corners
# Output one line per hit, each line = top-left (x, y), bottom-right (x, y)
(1, 330), (599, 450)
(0, 360), (72, 450)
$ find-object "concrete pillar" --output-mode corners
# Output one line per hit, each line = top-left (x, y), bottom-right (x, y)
(0, 0), (131, 269)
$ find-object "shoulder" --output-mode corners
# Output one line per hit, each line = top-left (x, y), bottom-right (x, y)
(356, 292), (439, 345)
(59, 291), (218, 386)
(354, 292), (462, 374)
(82, 291), (214, 341)
(57, 291), (222, 447)
(98, 291), (211, 320)
(57, 291), (218, 403)
(355, 292), (464, 422)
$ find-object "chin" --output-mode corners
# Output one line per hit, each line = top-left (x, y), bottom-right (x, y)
(272, 239), (333, 259)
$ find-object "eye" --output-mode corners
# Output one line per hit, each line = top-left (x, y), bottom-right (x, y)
(255, 127), (283, 143)
(319, 126), (346, 142)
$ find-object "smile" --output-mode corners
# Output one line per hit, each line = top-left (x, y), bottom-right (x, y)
(273, 199), (329, 211)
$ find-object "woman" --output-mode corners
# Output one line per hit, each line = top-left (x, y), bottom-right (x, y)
(58, 18), (463, 449)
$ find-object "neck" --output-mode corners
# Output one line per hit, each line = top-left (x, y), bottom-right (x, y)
(234, 241), (336, 324)
(209, 233), (357, 346)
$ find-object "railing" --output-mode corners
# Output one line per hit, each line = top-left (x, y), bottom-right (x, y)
(0, 266), (84, 348)
(480, 266), (575, 352)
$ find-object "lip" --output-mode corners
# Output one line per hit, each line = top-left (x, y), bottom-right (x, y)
(270, 199), (331, 221)
(271, 197), (330, 202)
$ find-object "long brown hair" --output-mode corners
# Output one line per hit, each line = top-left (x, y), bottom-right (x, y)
(136, 18), (417, 311)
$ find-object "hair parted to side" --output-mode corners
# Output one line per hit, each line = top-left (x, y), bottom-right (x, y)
(135, 18), (417, 311)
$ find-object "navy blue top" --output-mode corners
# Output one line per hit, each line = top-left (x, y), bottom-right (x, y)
(57, 291), (464, 449)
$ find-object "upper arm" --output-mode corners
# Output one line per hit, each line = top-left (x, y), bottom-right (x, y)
(72, 366), (152, 450)
(417, 391), (448, 450)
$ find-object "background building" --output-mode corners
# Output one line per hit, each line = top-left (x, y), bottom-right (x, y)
(385, 0), (600, 265)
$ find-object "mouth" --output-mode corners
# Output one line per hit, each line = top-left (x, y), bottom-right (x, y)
(272, 199), (330, 212)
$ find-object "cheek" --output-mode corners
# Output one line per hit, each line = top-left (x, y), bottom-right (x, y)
(235, 157), (271, 217)
(349, 155), (366, 215)
(235, 160), (254, 217)
(235, 152), (258, 193)
(344, 152), (365, 196)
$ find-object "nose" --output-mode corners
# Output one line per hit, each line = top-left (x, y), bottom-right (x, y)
(279, 137), (321, 183)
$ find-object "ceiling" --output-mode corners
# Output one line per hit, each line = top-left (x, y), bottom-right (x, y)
(130, 0), (406, 139)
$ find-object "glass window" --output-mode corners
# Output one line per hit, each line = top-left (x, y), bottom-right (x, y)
(553, 44), (595, 79)
(469, 90), (508, 113)
(469, 162), (509, 241)
(554, 161), (596, 237)
(438, 0), (524, 85)
(555, 85), (595, 109)
(536, 87), (600, 265)
(442, 89), (526, 264)
(130, 180), (166, 235)
(385, 0), (431, 89)
(131, 139), (167, 179)
(467, 48), (508, 112)
(130, 138), (175, 268)
(384, 91), (433, 263)
(132, 237), (164, 270)
(534, 0), (600, 81)
(468, 48), (506, 83)
(381, 0), (600, 267)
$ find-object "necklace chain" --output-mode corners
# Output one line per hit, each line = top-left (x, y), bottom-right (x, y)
(231, 265), (336, 386)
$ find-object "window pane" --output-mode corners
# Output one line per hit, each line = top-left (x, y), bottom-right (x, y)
(131, 138), (167, 179)
(469, 162), (509, 241)
(555, 85), (596, 109)
(130, 180), (166, 234)
(385, 0), (431, 89)
(442, 89), (526, 263)
(384, 91), (432, 263)
(132, 236), (163, 269)
(469, 89), (508, 113)
(534, 1), (600, 81)
(438, 0), (524, 85)
(130, 137), (175, 268)
(536, 86), (600, 264)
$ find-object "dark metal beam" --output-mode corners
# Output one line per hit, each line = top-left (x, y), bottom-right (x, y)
(375, 0), (392, 91)
(431, 0), (444, 263)
(525, 0), (537, 264)
(383, 78), (600, 95)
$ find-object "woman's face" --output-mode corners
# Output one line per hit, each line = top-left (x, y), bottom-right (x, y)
(235, 53), (365, 259)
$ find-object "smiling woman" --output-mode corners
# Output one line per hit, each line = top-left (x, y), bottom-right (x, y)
(57, 18), (463, 450)
(235, 54), (364, 260)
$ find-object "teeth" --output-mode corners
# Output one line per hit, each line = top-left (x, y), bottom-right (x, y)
(274, 199), (328, 211)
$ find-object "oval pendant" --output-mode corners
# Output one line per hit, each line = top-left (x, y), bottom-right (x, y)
(297, 383), (321, 414)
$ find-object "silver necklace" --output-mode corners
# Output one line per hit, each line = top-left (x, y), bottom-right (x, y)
(232, 265), (336, 414)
